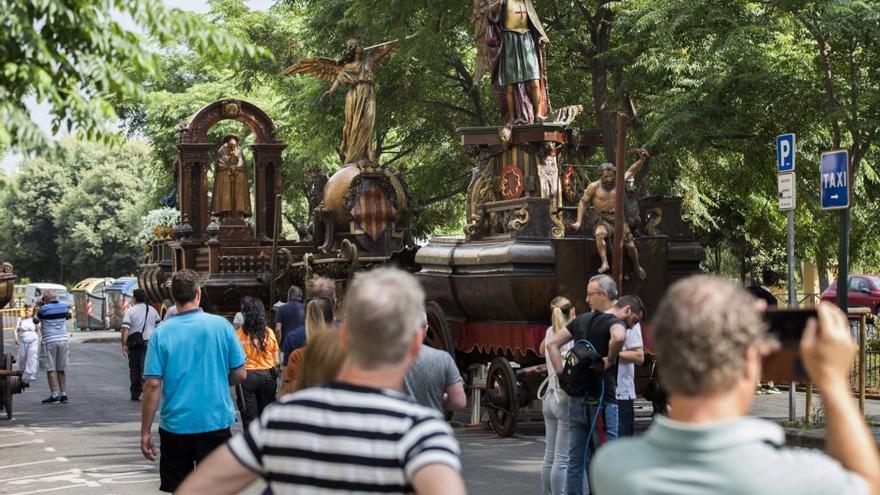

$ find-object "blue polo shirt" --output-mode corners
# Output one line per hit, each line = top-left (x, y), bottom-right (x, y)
(144, 308), (246, 434)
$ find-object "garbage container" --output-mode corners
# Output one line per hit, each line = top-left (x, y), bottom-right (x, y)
(105, 277), (138, 331)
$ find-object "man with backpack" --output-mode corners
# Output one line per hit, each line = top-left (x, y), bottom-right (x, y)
(545, 274), (644, 495)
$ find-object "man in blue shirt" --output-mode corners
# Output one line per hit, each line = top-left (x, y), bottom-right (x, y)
(140, 269), (246, 493)
(36, 290), (72, 404)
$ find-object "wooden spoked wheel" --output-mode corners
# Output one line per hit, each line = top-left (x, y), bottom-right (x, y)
(3, 376), (15, 420)
(1, 354), (12, 419)
(486, 356), (519, 437)
(424, 301), (456, 360)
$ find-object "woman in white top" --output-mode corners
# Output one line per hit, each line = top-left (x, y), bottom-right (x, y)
(14, 304), (39, 384)
(539, 296), (576, 495)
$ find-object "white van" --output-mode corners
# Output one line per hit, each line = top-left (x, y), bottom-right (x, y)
(21, 283), (74, 307)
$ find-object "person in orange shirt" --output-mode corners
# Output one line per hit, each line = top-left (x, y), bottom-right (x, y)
(235, 297), (278, 427)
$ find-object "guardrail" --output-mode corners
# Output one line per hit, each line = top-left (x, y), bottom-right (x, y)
(0, 308), (25, 331)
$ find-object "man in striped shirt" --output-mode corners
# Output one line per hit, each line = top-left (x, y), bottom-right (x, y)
(37, 290), (72, 404)
(178, 268), (466, 495)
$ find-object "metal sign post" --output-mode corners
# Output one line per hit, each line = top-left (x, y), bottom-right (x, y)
(820, 150), (851, 313)
(776, 134), (797, 422)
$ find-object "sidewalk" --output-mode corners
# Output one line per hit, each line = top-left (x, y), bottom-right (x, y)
(749, 389), (880, 448)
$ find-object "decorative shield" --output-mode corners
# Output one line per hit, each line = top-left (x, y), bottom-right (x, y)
(351, 181), (394, 241)
(499, 164), (524, 200)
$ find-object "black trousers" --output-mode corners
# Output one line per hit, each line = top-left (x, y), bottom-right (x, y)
(158, 427), (231, 492)
(127, 344), (146, 399)
(240, 369), (277, 427)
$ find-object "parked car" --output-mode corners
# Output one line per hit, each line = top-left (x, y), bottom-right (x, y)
(820, 275), (880, 314)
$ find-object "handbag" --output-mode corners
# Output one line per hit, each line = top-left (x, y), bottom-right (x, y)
(126, 305), (148, 350)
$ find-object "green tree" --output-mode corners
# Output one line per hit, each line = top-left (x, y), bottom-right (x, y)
(0, 0), (270, 154)
(0, 139), (155, 283)
(0, 157), (71, 281)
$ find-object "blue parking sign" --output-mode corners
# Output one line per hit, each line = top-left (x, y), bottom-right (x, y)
(776, 134), (795, 173)
(820, 150), (850, 210)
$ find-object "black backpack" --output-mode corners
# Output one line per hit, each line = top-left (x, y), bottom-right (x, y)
(558, 313), (607, 399)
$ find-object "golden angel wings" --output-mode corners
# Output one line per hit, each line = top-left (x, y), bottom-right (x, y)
(283, 57), (341, 81)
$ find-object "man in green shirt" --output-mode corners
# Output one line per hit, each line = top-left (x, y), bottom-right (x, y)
(591, 275), (880, 495)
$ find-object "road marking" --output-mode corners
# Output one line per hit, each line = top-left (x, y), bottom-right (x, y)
(43, 447), (55, 452)
(0, 469), (78, 483)
(0, 458), (67, 470)
(0, 439), (45, 448)
(0, 429), (35, 438)
(10, 484), (97, 495)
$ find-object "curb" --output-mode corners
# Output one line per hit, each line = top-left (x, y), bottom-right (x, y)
(80, 338), (117, 344)
(784, 428), (826, 450)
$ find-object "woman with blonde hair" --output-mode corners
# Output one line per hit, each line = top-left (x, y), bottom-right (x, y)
(539, 296), (576, 495)
(290, 329), (346, 393)
(279, 294), (335, 395)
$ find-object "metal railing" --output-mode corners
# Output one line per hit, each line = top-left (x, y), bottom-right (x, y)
(852, 351), (880, 391)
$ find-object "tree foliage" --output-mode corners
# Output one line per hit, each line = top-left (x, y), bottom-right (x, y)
(0, 139), (155, 283)
(5, 0), (879, 286)
(0, 0), (270, 154)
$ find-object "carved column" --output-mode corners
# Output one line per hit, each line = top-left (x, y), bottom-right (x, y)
(177, 143), (214, 239)
(251, 143), (287, 241)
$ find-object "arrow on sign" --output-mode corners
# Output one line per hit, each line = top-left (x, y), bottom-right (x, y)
(831, 194), (839, 199)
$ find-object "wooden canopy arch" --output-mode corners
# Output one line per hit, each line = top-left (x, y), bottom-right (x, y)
(176, 99), (287, 240)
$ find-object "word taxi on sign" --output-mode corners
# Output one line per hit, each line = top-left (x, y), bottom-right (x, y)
(820, 150), (850, 210)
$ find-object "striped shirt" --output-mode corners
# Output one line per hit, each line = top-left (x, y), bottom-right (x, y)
(37, 301), (70, 344)
(228, 382), (461, 494)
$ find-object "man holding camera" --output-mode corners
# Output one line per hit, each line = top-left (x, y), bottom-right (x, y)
(592, 275), (880, 495)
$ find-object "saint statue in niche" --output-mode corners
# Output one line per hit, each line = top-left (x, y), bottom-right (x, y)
(211, 135), (252, 219)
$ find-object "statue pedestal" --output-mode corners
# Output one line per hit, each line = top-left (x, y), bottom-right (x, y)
(217, 216), (253, 243)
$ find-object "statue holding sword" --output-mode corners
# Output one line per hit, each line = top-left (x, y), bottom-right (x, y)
(284, 37), (406, 164)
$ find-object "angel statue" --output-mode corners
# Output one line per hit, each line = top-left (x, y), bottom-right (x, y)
(284, 38), (399, 165)
(473, 0), (550, 125)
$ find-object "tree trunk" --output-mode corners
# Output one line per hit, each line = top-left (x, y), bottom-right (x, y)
(576, 2), (616, 164)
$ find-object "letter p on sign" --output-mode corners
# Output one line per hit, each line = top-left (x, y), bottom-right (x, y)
(776, 134), (795, 173)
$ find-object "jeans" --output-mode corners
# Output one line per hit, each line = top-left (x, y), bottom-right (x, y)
(604, 402), (619, 441)
(617, 399), (634, 437)
(240, 370), (277, 427)
(565, 397), (606, 495)
(542, 392), (570, 495)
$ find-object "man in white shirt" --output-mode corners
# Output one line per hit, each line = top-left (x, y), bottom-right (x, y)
(121, 289), (160, 401)
(615, 320), (644, 437)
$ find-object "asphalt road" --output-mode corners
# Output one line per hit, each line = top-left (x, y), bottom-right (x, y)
(0, 331), (544, 495)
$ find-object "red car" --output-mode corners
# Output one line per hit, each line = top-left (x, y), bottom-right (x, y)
(820, 275), (880, 314)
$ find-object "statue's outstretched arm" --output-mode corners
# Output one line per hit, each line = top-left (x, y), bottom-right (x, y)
(624, 148), (650, 181)
(371, 40), (399, 63)
(322, 79), (341, 101)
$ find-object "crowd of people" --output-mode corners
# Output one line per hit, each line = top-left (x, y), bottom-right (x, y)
(14, 267), (880, 495)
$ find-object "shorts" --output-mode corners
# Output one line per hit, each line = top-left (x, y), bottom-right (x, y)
(40, 341), (69, 372)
